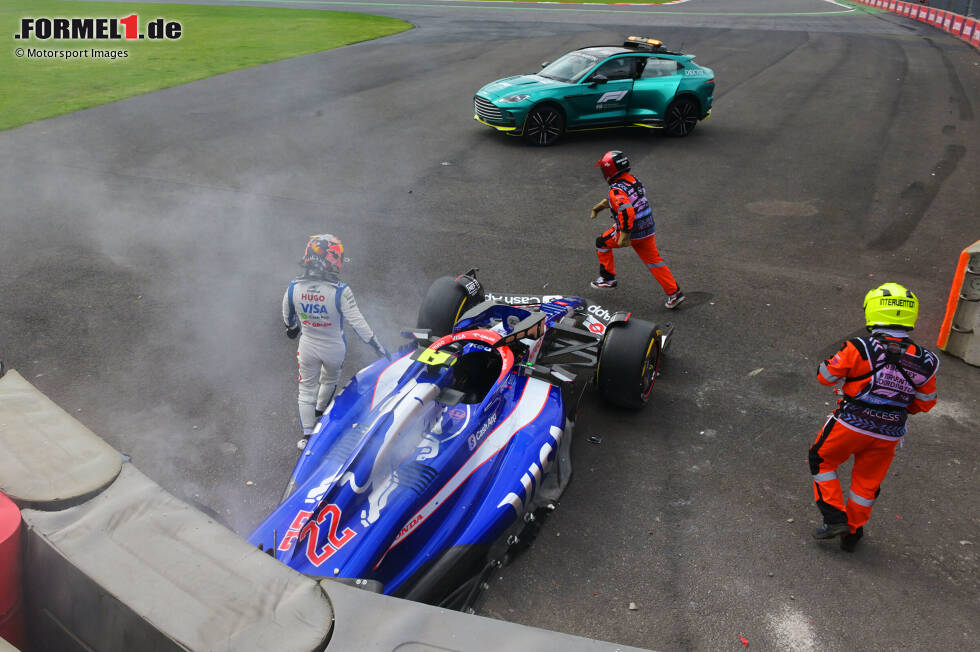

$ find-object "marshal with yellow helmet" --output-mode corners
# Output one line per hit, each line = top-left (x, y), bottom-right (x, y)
(864, 282), (919, 330)
(808, 282), (940, 552)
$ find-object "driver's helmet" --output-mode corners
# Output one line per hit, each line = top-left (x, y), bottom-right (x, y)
(864, 282), (918, 331)
(303, 234), (343, 277)
(595, 150), (630, 182)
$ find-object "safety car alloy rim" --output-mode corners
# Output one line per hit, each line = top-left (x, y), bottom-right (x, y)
(665, 99), (698, 136)
(525, 107), (564, 145)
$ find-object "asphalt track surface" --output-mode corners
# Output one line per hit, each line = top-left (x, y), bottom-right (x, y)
(2, 0), (978, 649)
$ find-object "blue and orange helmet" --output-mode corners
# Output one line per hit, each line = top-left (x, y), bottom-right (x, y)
(303, 234), (343, 277)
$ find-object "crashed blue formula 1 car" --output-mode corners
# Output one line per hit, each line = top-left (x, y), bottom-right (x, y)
(250, 271), (673, 609)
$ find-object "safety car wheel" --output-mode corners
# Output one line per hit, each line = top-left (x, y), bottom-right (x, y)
(596, 319), (661, 408)
(523, 105), (565, 146)
(664, 97), (699, 137)
(417, 276), (472, 337)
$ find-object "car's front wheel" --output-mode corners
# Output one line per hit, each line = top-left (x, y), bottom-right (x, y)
(596, 319), (661, 408)
(664, 97), (699, 137)
(523, 105), (565, 146)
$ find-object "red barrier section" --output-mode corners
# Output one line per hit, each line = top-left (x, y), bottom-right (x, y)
(937, 242), (980, 350)
(855, 0), (980, 49)
(963, 19), (976, 41)
(0, 491), (27, 650)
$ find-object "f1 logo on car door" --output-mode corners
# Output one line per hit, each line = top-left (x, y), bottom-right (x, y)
(596, 89), (629, 108)
(565, 56), (637, 126)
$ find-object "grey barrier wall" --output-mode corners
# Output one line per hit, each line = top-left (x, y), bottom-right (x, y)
(0, 368), (655, 652)
(22, 464), (334, 652)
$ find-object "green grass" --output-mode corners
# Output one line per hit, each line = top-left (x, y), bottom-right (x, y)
(1, 1), (412, 130)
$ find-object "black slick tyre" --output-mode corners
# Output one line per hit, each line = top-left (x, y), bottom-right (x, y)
(664, 97), (699, 137)
(523, 105), (565, 146)
(417, 276), (471, 336)
(596, 319), (661, 408)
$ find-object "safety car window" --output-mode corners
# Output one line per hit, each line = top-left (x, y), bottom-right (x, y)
(540, 52), (600, 83)
(640, 58), (682, 79)
(588, 57), (635, 82)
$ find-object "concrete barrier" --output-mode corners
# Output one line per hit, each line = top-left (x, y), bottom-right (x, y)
(938, 240), (980, 365)
(0, 370), (121, 511)
(21, 464), (333, 652)
(0, 636), (22, 652)
(321, 579), (651, 651)
(0, 369), (655, 652)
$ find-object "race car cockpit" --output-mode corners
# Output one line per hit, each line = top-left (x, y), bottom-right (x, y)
(450, 349), (502, 404)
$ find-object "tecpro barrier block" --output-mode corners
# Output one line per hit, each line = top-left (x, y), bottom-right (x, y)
(938, 241), (980, 366)
(21, 464), (332, 652)
(0, 370), (121, 510)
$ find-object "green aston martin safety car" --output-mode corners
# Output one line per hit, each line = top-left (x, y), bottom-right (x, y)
(474, 37), (715, 146)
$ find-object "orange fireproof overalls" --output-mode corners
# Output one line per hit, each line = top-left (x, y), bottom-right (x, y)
(809, 329), (939, 534)
(595, 173), (679, 296)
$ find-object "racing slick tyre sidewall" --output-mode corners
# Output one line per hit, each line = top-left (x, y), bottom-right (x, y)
(664, 97), (699, 137)
(596, 319), (661, 408)
(417, 276), (471, 336)
(523, 104), (565, 146)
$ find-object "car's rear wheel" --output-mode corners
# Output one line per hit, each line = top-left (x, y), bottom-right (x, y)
(664, 97), (699, 137)
(417, 276), (473, 336)
(596, 319), (661, 408)
(523, 105), (565, 146)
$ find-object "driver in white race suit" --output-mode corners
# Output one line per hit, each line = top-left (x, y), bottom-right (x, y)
(283, 234), (389, 449)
